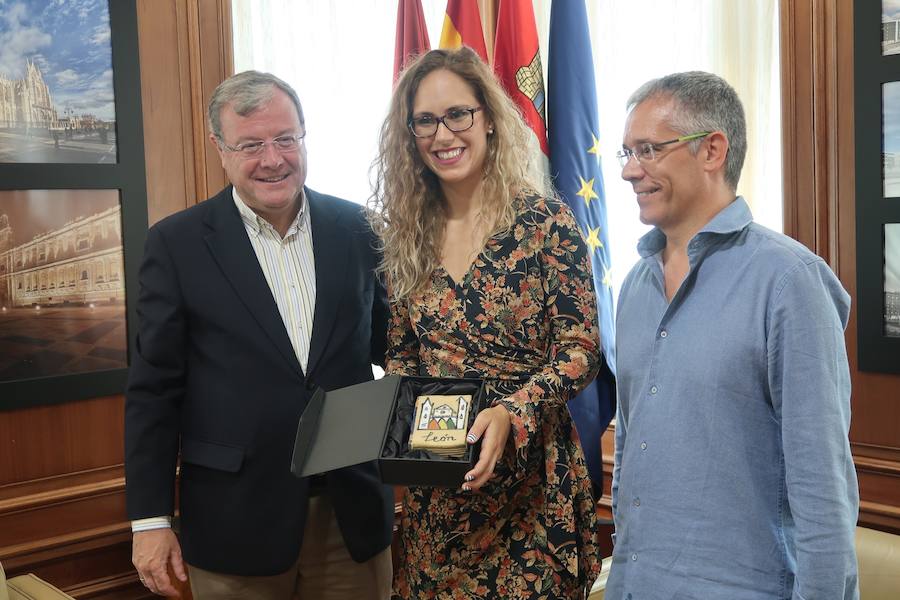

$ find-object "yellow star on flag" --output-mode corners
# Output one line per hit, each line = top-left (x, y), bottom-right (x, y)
(584, 225), (603, 253)
(587, 133), (601, 156)
(602, 266), (613, 288)
(576, 176), (599, 207)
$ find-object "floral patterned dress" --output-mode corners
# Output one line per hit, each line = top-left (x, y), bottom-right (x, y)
(387, 195), (603, 599)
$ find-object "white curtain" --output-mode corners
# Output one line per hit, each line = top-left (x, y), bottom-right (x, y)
(231, 0), (448, 205)
(231, 0), (780, 299)
(710, 1), (782, 232)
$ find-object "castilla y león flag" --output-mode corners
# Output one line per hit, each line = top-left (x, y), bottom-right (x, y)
(493, 0), (548, 157)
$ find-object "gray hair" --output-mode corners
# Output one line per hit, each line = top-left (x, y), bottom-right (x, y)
(207, 70), (305, 140)
(627, 71), (747, 190)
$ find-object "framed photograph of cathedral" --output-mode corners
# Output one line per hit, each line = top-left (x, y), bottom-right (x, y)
(0, 0), (117, 164)
(0, 1), (147, 409)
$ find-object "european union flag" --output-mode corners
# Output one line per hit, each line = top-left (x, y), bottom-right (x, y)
(548, 0), (616, 491)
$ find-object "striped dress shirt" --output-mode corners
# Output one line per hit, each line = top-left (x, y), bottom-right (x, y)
(232, 188), (316, 373)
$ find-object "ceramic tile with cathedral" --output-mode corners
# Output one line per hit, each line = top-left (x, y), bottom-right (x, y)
(409, 394), (471, 457)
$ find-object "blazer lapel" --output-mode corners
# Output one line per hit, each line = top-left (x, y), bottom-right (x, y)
(203, 190), (304, 379)
(305, 189), (350, 378)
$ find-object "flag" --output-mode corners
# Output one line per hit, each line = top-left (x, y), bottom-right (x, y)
(394, 0), (431, 82)
(439, 0), (488, 63)
(493, 0), (548, 157)
(548, 0), (616, 490)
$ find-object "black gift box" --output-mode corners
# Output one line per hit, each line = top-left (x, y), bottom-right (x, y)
(291, 375), (485, 487)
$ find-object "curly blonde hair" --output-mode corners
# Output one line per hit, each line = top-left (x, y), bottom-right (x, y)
(368, 47), (546, 300)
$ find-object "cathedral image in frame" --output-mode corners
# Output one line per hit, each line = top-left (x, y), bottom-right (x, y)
(0, 0), (117, 164)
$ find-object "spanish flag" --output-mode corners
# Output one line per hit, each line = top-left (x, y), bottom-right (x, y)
(394, 0), (431, 82)
(493, 0), (548, 157)
(439, 0), (488, 63)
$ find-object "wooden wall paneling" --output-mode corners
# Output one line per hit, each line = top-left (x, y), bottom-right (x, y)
(599, 424), (614, 510)
(0, 394), (140, 597)
(136, 0), (196, 225)
(781, 0), (900, 534)
(781, 0), (840, 264)
(194, 0), (233, 201)
(137, 0), (232, 224)
(0, 397), (124, 488)
(0, 2), (234, 597)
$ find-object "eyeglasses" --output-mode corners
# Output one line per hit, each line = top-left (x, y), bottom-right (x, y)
(218, 132), (306, 159)
(408, 107), (483, 138)
(615, 131), (711, 168)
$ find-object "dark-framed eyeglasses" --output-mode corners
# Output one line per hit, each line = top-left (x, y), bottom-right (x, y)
(615, 131), (711, 168)
(408, 107), (483, 138)
(218, 132), (306, 159)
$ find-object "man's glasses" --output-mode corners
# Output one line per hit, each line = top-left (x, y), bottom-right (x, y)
(408, 107), (483, 138)
(218, 132), (306, 159)
(616, 131), (711, 168)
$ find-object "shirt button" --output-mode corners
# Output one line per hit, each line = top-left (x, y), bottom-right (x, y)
(660, 329), (668, 338)
(640, 441), (647, 450)
(631, 553), (638, 561)
(650, 385), (658, 394)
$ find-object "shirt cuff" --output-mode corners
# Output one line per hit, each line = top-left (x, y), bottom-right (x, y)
(131, 516), (172, 532)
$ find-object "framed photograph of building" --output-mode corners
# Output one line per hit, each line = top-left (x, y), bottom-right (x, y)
(886, 0), (900, 56)
(886, 224), (900, 337)
(0, 1), (147, 409)
(0, 190), (127, 381)
(0, 0), (117, 164)
(886, 82), (900, 198)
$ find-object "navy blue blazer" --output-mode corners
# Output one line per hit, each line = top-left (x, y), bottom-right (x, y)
(124, 186), (393, 575)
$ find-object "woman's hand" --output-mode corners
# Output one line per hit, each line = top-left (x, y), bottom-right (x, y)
(462, 404), (512, 492)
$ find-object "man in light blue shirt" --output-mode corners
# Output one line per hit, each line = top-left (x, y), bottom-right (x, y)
(608, 71), (859, 599)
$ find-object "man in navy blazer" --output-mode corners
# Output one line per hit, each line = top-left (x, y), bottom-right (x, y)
(125, 71), (393, 599)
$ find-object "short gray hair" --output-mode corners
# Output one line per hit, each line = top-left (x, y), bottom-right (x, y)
(207, 70), (305, 140)
(627, 71), (747, 190)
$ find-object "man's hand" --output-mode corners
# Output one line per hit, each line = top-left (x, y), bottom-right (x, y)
(132, 529), (187, 597)
(462, 405), (512, 492)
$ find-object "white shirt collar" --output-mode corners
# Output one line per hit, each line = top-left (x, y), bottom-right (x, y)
(232, 187), (308, 237)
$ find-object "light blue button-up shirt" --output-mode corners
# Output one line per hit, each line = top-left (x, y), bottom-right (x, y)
(608, 198), (859, 600)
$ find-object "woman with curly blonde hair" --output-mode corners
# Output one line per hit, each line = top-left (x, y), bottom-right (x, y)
(369, 47), (604, 599)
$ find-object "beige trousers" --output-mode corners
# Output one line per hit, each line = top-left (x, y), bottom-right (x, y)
(188, 495), (392, 600)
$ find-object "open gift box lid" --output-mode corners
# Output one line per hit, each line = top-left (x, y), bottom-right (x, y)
(291, 375), (401, 478)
